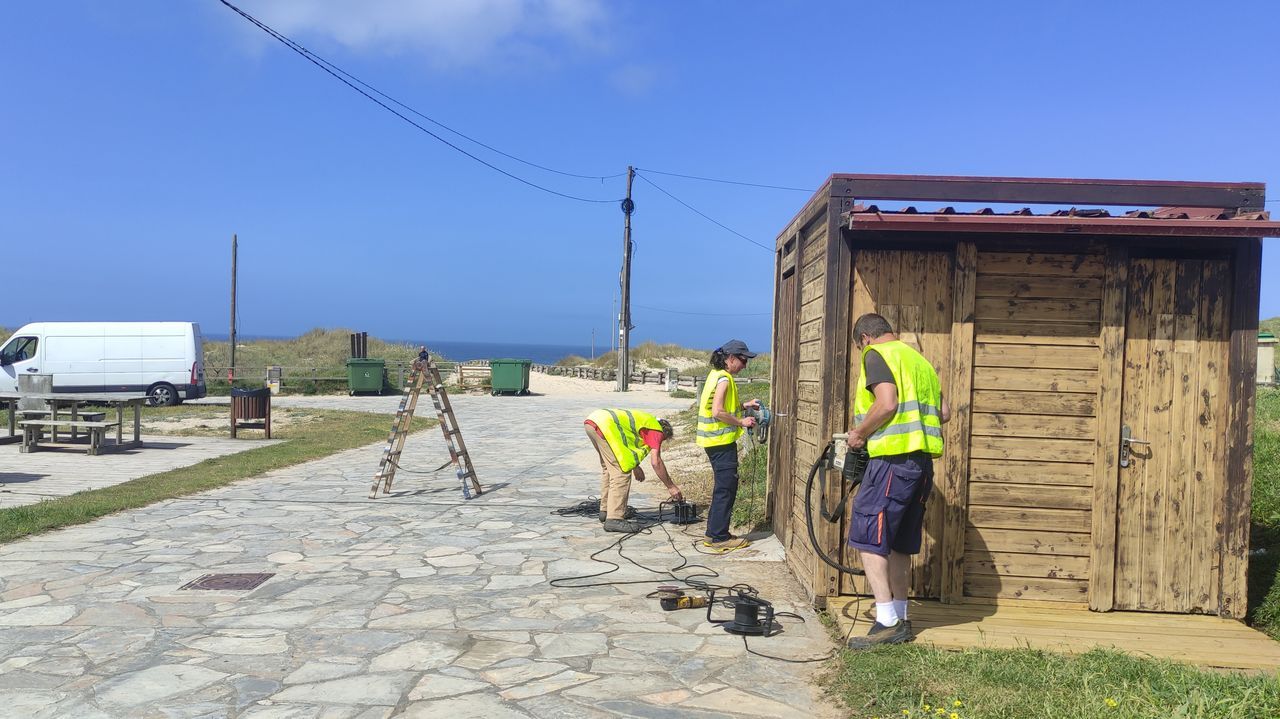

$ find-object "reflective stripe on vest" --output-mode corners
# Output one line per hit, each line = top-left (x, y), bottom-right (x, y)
(853, 340), (944, 458)
(587, 408), (662, 473)
(696, 369), (742, 448)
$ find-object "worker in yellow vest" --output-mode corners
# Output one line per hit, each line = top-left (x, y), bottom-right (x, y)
(696, 339), (761, 553)
(584, 408), (682, 533)
(844, 313), (950, 649)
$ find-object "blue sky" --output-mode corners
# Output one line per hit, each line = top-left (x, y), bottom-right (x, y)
(2, 1), (1277, 350)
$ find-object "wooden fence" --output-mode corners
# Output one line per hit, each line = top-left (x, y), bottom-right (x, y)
(206, 361), (765, 393)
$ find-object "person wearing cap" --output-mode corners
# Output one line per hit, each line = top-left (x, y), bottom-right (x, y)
(695, 339), (761, 552)
(843, 313), (950, 648)
(584, 409), (683, 533)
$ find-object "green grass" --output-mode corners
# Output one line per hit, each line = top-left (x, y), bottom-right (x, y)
(1249, 387), (1280, 635)
(0, 407), (432, 544)
(826, 644), (1280, 719)
(203, 327), (425, 372)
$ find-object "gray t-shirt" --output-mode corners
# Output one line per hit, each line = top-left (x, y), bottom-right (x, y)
(863, 349), (895, 391)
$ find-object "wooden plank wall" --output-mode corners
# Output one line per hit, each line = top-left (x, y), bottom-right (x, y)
(782, 213), (829, 596)
(768, 235), (800, 541)
(844, 248), (953, 599)
(1114, 258), (1231, 613)
(963, 251), (1104, 603)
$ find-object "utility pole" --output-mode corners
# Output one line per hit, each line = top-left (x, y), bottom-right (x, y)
(617, 166), (634, 392)
(229, 234), (238, 382)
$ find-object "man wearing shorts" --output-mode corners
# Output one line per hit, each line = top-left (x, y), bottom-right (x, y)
(844, 313), (950, 648)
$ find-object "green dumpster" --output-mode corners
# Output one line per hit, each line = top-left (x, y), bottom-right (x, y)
(346, 358), (386, 395)
(490, 358), (532, 396)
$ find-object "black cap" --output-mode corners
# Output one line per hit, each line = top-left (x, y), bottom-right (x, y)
(719, 339), (757, 358)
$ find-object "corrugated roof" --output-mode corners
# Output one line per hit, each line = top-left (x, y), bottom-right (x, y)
(845, 204), (1280, 237)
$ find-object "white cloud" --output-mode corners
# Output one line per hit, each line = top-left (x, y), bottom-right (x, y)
(237, 0), (608, 67)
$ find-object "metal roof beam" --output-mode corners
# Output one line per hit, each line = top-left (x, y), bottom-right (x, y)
(828, 174), (1265, 211)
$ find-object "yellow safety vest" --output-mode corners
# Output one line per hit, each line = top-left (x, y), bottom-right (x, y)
(696, 369), (742, 448)
(588, 408), (663, 473)
(853, 340), (944, 458)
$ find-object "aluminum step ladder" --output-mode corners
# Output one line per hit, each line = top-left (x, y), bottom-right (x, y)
(370, 352), (482, 499)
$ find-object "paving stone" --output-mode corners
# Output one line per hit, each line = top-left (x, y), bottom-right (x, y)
(406, 673), (490, 700)
(680, 687), (800, 718)
(181, 630), (289, 655)
(534, 632), (608, 659)
(282, 660), (364, 685)
(481, 659), (569, 687)
(498, 669), (598, 700)
(400, 693), (535, 718)
(270, 672), (415, 705)
(0, 606), (77, 626)
(369, 639), (465, 671)
(94, 664), (229, 709)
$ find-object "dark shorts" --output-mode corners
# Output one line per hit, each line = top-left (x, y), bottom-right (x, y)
(847, 452), (934, 557)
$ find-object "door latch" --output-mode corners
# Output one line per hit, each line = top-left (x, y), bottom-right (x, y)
(1119, 424), (1150, 468)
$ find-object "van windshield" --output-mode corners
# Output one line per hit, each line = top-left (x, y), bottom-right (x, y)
(0, 336), (37, 364)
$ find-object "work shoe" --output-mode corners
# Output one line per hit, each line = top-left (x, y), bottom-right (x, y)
(846, 620), (913, 650)
(701, 537), (751, 553)
(598, 506), (638, 523)
(603, 518), (645, 533)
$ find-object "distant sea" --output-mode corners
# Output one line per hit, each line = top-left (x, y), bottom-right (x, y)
(204, 334), (598, 365)
(417, 340), (598, 365)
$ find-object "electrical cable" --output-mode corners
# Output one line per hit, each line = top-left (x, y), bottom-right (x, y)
(634, 304), (771, 317)
(633, 171), (772, 251)
(636, 168), (812, 193)
(217, 0), (622, 204)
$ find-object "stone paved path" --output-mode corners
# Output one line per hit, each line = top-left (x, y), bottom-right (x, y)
(0, 391), (840, 718)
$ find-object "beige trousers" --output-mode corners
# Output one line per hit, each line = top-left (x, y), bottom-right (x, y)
(586, 426), (632, 520)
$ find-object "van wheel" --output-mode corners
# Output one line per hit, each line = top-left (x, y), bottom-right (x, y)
(147, 383), (179, 407)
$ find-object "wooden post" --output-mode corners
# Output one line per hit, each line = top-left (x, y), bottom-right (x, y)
(1221, 237), (1262, 618)
(940, 242), (977, 603)
(1088, 245), (1129, 612)
(229, 234), (237, 382)
(817, 199), (851, 601)
(618, 166), (635, 392)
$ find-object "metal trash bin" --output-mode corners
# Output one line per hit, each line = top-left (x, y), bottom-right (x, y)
(347, 358), (386, 395)
(489, 358), (532, 396)
(231, 387), (272, 439)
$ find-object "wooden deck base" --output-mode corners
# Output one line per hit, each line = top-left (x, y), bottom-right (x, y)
(828, 597), (1280, 672)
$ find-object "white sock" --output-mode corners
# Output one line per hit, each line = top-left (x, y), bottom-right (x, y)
(875, 602), (899, 627)
(894, 599), (908, 621)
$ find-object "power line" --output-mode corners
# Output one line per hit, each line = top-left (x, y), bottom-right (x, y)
(245, 21), (623, 183)
(217, 0), (621, 204)
(635, 304), (770, 317)
(637, 167), (812, 193)
(633, 171), (772, 252)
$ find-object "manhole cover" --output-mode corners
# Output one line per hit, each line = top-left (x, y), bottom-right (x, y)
(179, 573), (275, 591)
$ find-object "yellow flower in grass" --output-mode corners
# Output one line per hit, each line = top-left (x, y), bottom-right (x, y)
(953, 701), (963, 708)
(1105, 697), (1119, 708)
(950, 714), (959, 719)
(902, 711), (911, 716)
(923, 706), (931, 712)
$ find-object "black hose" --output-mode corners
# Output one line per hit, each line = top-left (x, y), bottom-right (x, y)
(804, 442), (865, 577)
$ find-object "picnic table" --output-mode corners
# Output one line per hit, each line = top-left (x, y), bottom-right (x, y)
(0, 392), (148, 455)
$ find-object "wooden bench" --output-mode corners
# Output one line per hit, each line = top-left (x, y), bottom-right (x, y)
(19, 419), (121, 455)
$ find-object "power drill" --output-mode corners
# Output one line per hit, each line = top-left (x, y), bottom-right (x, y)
(655, 585), (709, 611)
(743, 402), (774, 442)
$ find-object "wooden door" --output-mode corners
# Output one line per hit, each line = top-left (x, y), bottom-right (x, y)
(846, 248), (953, 599)
(769, 237), (799, 540)
(1113, 258), (1230, 612)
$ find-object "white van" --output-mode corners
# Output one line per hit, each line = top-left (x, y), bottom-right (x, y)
(0, 322), (206, 406)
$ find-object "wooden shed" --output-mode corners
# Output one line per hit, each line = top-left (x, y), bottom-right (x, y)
(767, 174), (1278, 618)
